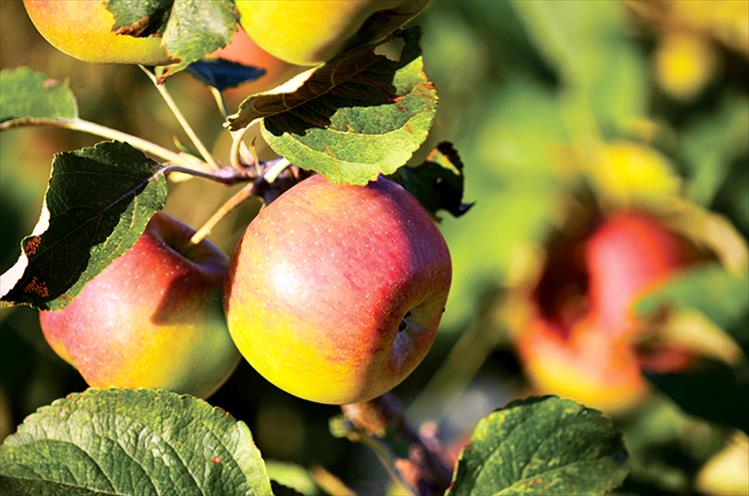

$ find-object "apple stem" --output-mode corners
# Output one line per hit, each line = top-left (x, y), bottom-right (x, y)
(263, 157), (291, 184)
(189, 181), (257, 245)
(0, 116), (205, 170)
(139, 65), (221, 171)
(341, 394), (452, 495)
(229, 125), (257, 171)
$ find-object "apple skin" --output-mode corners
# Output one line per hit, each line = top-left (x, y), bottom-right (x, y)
(516, 210), (693, 412)
(236, 0), (430, 66)
(585, 211), (693, 337)
(23, 0), (173, 65)
(39, 213), (240, 399)
(225, 175), (451, 404)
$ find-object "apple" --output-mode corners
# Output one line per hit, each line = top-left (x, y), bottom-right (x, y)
(236, 0), (430, 66)
(585, 211), (693, 337)
(515, 210), (695, 412)
(39, 212), (239, 399)
(516, 317), (648, 413)
(23, 0), (173, 65)
(224, 174), (451, 404)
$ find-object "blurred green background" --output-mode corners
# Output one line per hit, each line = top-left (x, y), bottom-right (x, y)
(1, 1), (748, 494)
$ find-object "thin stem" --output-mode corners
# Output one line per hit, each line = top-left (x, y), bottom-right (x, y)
(139, 65), (220, 170)
(189, 182), (256, 245)
(188, 154), (293, 245)
(0, 117), (199, 168)
(209, 87), (228, 117)
(161, 165), (249, 185)
(230, 126), (252, 170)
(263, 157), (291, 183)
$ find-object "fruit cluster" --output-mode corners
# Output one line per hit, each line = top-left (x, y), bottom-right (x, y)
(24, 0), (448, 404)
(40, 175), (451, 404)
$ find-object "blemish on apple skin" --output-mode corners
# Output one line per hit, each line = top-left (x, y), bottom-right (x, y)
(210, 456), (222, 464)
(41, 79), (59, 89)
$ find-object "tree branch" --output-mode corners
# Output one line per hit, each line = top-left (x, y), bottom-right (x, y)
(341, 394), (452, 495)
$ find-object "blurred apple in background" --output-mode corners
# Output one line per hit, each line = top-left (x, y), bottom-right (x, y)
(515, 210), (696, 412)
(585, 211), (695, 338)
(225, 175), (451, 404)
(39, 213), (240, 399)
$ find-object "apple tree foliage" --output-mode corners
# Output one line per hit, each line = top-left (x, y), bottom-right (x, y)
(0, 0), (632, 494)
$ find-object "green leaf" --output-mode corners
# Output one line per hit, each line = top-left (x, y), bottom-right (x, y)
(447, 396), (629, 496)
(106, 0), (172, 36)
(229, 27), (438, 185)
(647, 359), (749, 434)
(509, 0), (645, 131)
(266, 461), (319, 496)
(0, 141), (167, 310)
(0, 68), (77, 123)
(159, 0), (238, 78)
(396, 142), (473, 219)
(681, 95), (749, 206)
(0, 388), (272, 496)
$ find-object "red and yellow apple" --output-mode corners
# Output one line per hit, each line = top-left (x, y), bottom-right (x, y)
(516, 210), (694, 412)
(224, 175), (451, 404)
(236, 0), (431, 66)
(23, 0), (173, 65)
(39, 213), (239, 398)
(517, 318), (648, 412)
(585, 211), (693, 338)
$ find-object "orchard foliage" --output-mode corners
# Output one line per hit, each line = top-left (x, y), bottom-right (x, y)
(1, 0), (748, 495)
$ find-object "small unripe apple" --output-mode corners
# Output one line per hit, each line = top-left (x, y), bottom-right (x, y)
(39, 213), (239, 398)
(225, 175), (451, 404)
(23, 0), (173, 65)
(585, 211), (692, 337)
(236, 0), (430, 66)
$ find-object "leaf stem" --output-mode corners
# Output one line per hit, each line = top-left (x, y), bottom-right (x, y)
(139, 65), (220, 170)
(263, 157), (291, 183)
(209, 87), (228, 117)
(230, 126), (252, 170)
(189, 182), (256, 245)
(161, 165), (250, 185)
(0, 117), (199, 169)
